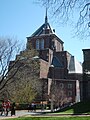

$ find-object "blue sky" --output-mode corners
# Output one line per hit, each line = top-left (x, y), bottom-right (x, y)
(0, 0), (90, 62)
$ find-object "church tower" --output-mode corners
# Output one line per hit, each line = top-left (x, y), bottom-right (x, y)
(26, 9), (64, 64)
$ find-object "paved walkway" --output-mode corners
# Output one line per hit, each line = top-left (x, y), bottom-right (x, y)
(0, 110), (90, 119)
(0, 110), (50, 119)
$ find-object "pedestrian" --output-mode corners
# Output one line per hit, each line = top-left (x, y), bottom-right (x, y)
(28, 103), (31, 112)
(11, 102), (16, 116)
(31, 102), (36, 112)
(0, 100), (6, 116)
(31, 103), (34, 111)
(6, 100), (11, 116)
(33, 103), (36, 112)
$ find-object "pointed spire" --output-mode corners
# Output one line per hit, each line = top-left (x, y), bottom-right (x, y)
(45, 7), (48, 25)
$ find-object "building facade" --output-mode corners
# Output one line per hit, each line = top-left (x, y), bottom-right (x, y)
(25, 11), (82, 105)
(8, 11), (82, 107)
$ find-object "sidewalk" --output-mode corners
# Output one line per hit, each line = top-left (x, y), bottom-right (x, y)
(0, 110), (50, 119)
(0, 110), (90, 119)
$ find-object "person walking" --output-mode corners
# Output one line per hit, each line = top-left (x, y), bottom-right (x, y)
(5, 100), (11, 116)
(28, 103), (31, 112)
(11, 102), (16, 116)
(0, 100), (6, 116)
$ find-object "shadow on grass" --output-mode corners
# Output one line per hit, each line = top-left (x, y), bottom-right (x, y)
(55, 99), (90, 115)
(73, 100), (90, 114)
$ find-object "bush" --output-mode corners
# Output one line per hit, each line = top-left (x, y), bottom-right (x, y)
(16, 103), (28, 110)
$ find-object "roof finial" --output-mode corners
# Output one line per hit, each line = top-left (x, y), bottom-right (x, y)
(45, 7), (48, 24)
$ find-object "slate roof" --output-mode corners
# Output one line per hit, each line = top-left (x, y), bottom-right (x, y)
(68, 56), (82, 74)
(51, 56), (63, 67)
(30, 9), (54, 37)
(27, 9), (64, 44)
(30, 23), (53, 37)
(51, 55), (82, 73)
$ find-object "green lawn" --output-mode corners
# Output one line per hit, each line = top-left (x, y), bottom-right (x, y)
(3, 100), (90, 120)
(4, 116), (90, 120)
(55, 99), (90, 114)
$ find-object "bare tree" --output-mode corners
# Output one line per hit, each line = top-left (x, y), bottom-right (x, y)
(0, 37), (20, 92)
(36, 0), (90, 38)
(49, 80), (72, 111)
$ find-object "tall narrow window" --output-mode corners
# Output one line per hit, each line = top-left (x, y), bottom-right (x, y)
(36, 39), (39, 50)
(36, 39), (44, 50)
(40, 39), (44, 49)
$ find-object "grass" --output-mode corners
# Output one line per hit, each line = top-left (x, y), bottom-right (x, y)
(3, 116), (90, 120)
(2, 99), (90, 120)
(55, 99), (90, 114)
(53, 109), (74, 114)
